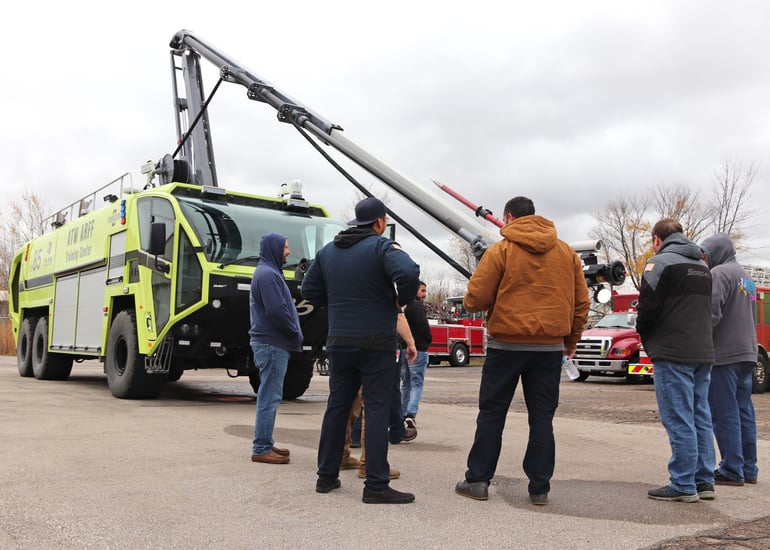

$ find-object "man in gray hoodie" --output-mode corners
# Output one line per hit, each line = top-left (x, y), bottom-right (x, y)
(700, 233), (758, 486)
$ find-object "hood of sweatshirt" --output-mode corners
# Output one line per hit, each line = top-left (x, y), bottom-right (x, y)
(499, 215), (558, 254)
(699, 233), (736, 268)
(259, 232), (287, 269)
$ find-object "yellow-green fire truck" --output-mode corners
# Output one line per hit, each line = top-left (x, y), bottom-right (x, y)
(10, 175), (345, 398)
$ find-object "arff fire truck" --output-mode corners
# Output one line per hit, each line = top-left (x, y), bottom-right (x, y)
(9, 30), (499, 399)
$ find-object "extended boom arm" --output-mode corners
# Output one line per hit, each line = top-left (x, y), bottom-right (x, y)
(164, 30), (491, 262)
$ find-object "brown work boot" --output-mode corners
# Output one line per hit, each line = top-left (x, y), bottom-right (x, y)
(358, 466), (400, 480)
(251, 450), (290, 464)
(272, 446), (290, 457)
(340, 455), (361, 470)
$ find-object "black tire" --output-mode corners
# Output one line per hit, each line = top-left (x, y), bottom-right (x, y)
(105, 310), (165, 399)
(752, 354), (769, 394)
(248, 371), (260, 394)
(282, 358), (314, 399)
(31, 317), (73, 380)
(16, 317), (35, 377)
(575, 370), (590, 382)
(449, 342), (469, 367)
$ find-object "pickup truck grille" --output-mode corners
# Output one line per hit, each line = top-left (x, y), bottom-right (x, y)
(576, 337), (611, 359)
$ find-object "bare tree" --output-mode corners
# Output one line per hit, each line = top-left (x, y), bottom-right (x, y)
(651, 183), (713, 243)
(711, 159), (758, 244)
(0, 191), (49, 290)
(590, 159), (760, 291)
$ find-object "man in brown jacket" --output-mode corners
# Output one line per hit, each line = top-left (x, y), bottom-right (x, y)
(455, 196), (589, 505)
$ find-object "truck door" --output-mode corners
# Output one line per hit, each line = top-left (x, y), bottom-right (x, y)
(136, 197), (175, 335)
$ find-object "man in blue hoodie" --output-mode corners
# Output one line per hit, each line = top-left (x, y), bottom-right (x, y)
(636, 218), (715, 502)
(249, 232), (303, 465)
(700, 232), (758, 486)
(301, 197), (420, 504)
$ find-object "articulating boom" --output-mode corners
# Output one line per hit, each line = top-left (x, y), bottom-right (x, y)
(160, 30), (491, 272)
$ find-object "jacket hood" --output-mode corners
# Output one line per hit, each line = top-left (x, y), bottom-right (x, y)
(500, 215), (558, 254)
(659, 232), (703, 261)
(333, 227), (378, 249)
(699, 233), (735, 268)
(259, 232), (287, 269)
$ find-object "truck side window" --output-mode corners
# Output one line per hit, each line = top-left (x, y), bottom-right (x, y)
(137, 198), (176, 261)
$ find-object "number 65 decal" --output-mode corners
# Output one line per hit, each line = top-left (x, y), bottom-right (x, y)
(294, 299), (314, 316)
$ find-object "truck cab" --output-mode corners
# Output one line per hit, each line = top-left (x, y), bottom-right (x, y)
(573, 311), (642, 382)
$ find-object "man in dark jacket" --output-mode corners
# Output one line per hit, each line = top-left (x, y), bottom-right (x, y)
(400, 281), (432, 438)
(301, 197), (420, 504)
(636, 218), (715, 502)
(248, 232), (303, 465)
(700, 232), (758, 486)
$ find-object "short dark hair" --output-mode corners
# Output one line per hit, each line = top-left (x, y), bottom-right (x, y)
(652, 218), (683, 242)
(417, 280), (426, 287)
(504, 196), (535, 218)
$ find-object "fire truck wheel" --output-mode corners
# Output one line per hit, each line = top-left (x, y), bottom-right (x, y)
(449, 343), (469, 367)
(246, 358), (315, 399)
(282, 359), (314, 399)
(31, 317), (73, 380)
(753, 354), (769, 394)
(16, 317), (35, 377)
(105, 310), (165, 399)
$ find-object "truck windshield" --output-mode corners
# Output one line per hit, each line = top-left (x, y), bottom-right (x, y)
(176, 196), (347, 267)
(594, 313), (636, 329)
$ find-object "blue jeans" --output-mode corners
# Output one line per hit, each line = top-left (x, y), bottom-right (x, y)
(709, 362), (758, 482)
(653, 360), (715, 493)
(251, 343), (290, 455)
(317, 348), (396, 490)
(401, 351), (429, 418)
(465, 349), (562, 496)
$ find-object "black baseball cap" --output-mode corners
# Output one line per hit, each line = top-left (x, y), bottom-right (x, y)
(347, 197), (387, 226)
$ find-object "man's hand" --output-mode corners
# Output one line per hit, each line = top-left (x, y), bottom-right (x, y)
(405, 343), (417, 363)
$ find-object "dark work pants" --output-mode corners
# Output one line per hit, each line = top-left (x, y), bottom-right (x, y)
(465, 349), (562, 495)
(317, 348), (396, 490)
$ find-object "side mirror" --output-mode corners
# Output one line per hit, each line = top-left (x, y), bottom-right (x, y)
(149, 223), (166, 256)
(149, 222), (170, 274)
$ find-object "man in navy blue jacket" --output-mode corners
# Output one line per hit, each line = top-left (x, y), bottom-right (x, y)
(302, 197), (420, 504)
(249, 232), (303, 465)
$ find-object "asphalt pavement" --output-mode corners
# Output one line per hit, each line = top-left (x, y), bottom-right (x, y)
(1, 356), (769, 549)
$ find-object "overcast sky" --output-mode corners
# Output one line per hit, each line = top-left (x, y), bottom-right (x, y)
(2, 0), (768, 281)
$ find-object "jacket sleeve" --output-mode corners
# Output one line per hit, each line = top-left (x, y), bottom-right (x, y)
(261, 273), (303, 341)
(709, 268), (730, 329)
(382, 241), (420, 307)
(566, 252), (590, 348)
(635, 273), (661, 342)
(464, 244), (504, 313)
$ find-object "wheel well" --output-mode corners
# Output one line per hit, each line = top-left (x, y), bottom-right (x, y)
(759, 345), (769, 363)
(109, 296), (135, 323)
(20, 306), (48, 324)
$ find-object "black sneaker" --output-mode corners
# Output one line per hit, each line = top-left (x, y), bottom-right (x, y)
(315, 477), (341, 494)
(647, 485), (699, 502)
(529, 493), (548, 505)
(697, 482), (716, 500)
(714, 470), (744, 486)
(362, 486), (415, 504)
(455, 479), (489, 500)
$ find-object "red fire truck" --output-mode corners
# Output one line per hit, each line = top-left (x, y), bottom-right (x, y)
(428, 297), (486, 366)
